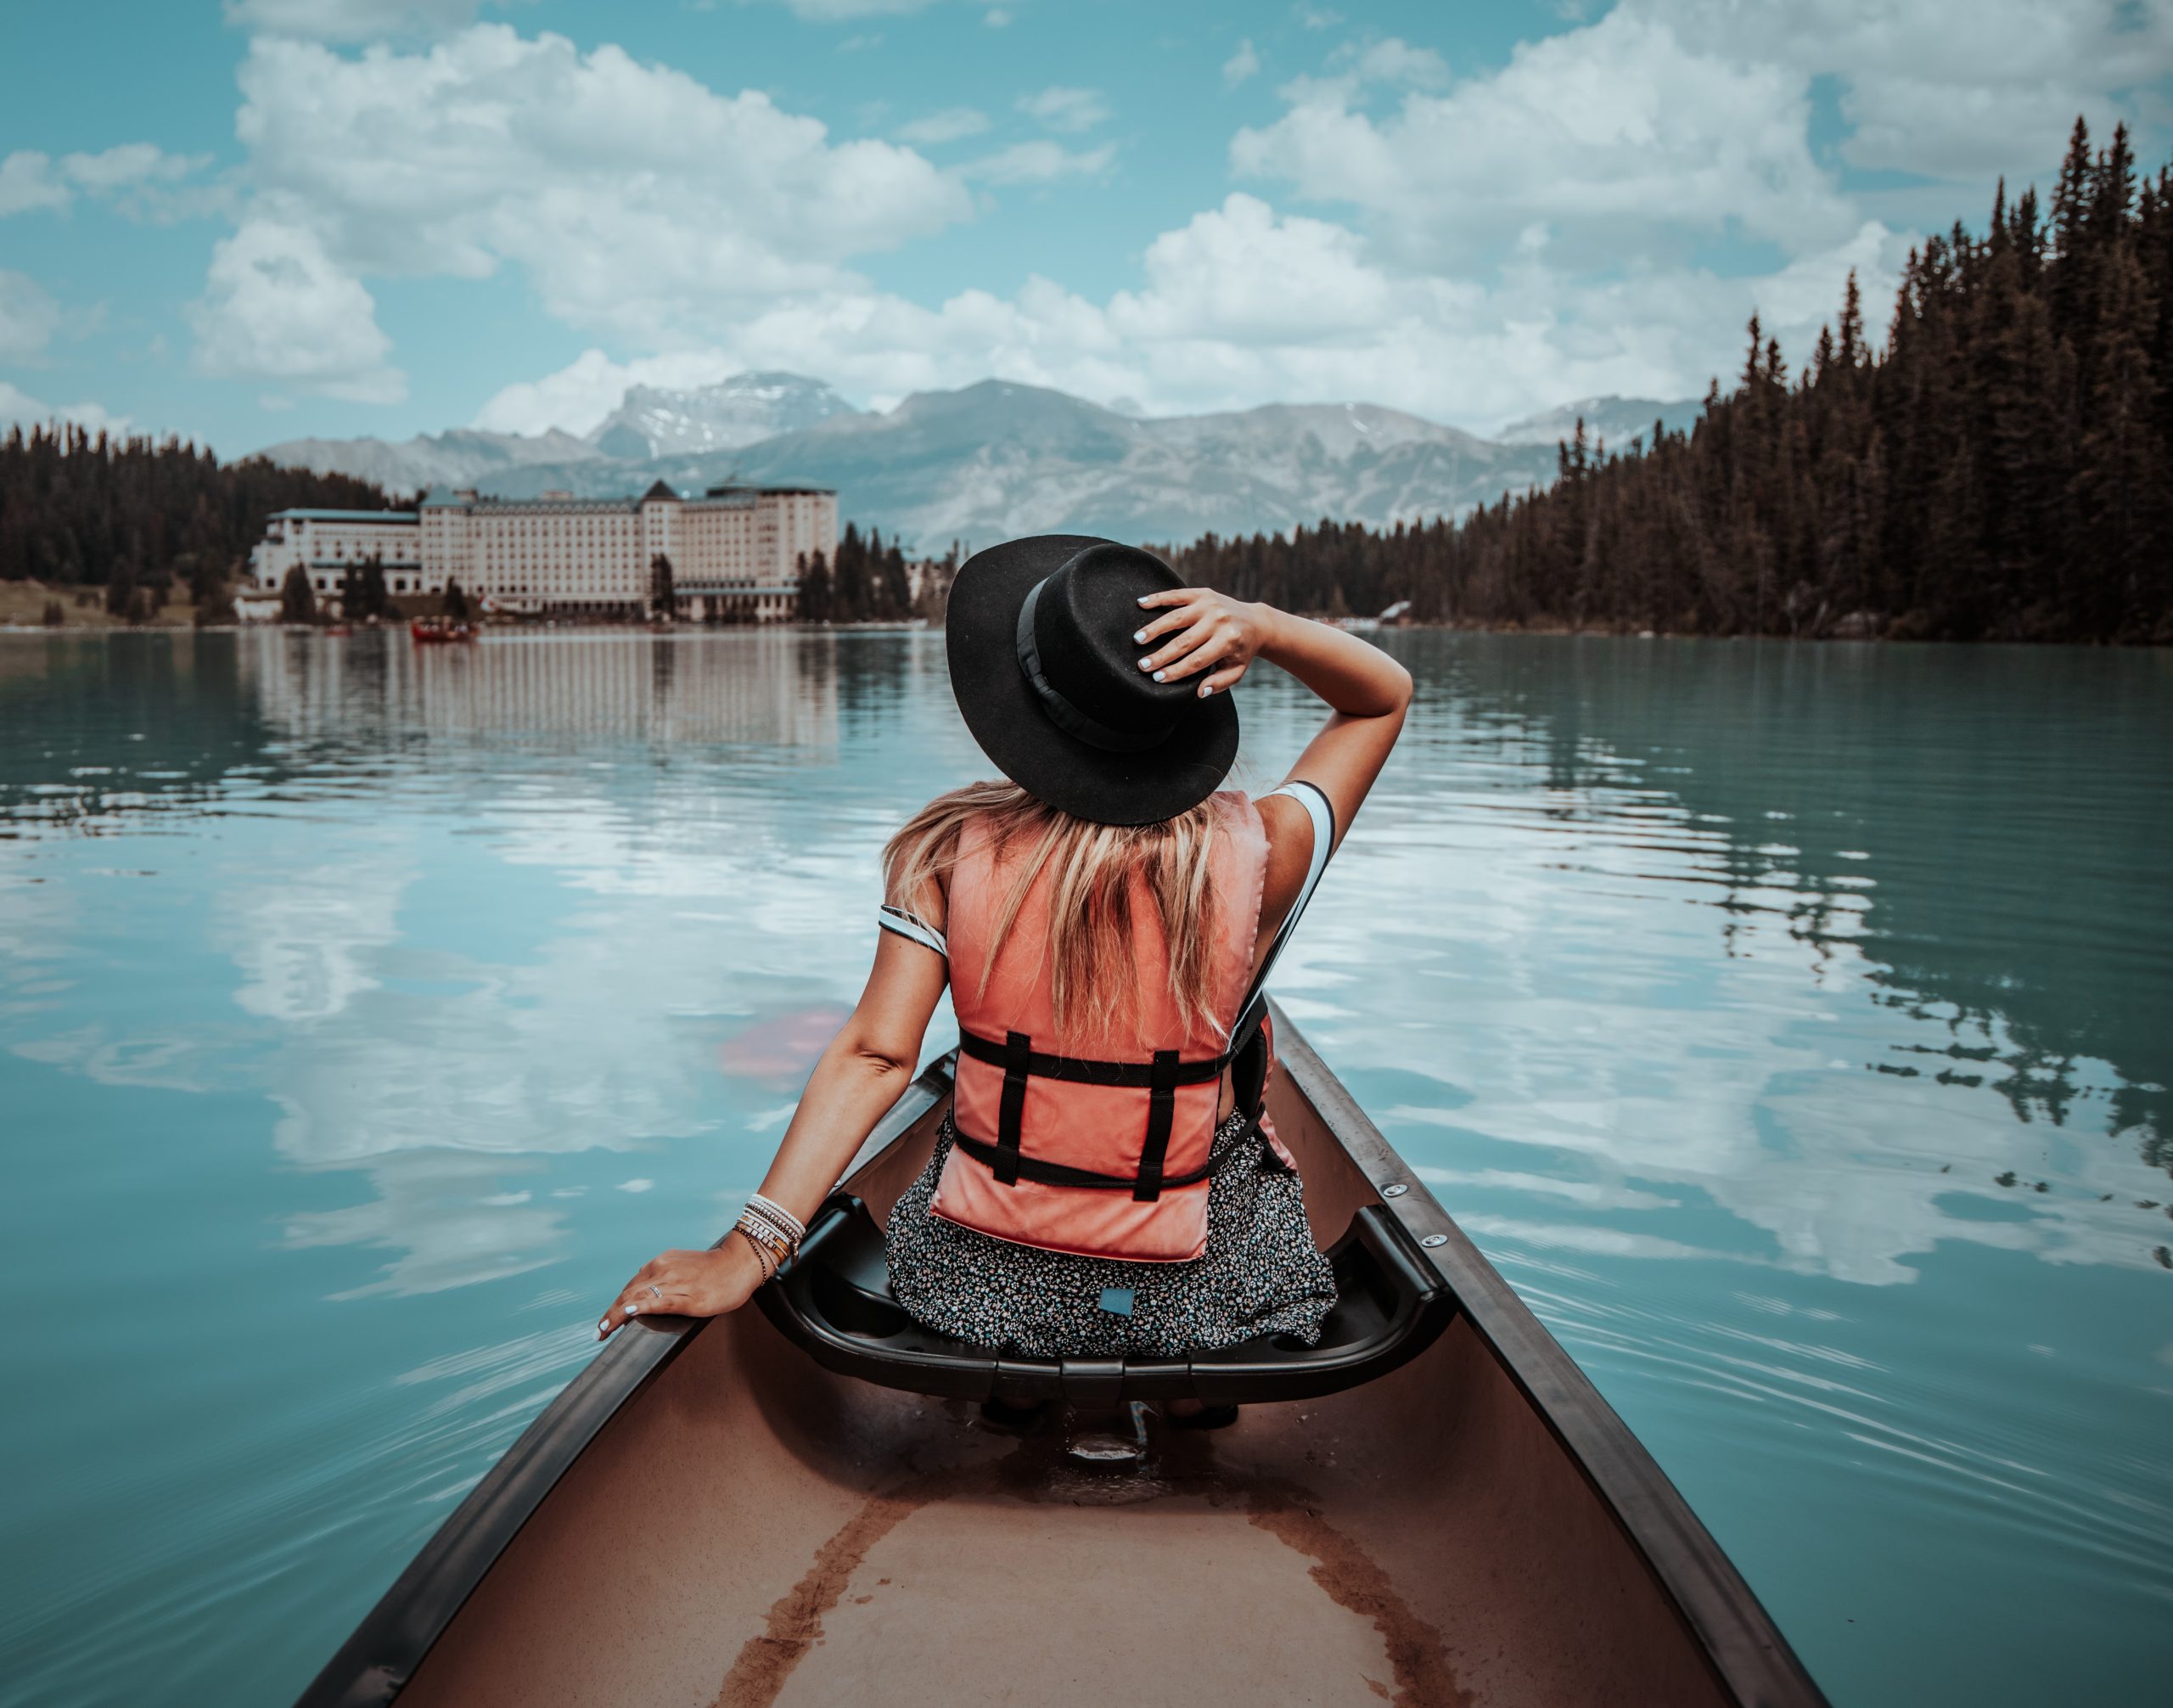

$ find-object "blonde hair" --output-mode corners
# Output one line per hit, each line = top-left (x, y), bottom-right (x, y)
(883, 781), (1223, 1043)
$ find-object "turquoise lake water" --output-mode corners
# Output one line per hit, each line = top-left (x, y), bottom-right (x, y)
(1, 626), (2169, 1706)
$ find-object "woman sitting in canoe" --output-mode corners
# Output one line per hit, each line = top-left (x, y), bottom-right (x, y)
(599, 537), (1412, 1377)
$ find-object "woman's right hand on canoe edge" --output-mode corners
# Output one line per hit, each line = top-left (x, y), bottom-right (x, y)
(597, 1236), (765, 1340)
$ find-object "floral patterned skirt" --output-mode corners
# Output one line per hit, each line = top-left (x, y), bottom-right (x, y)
(884, 1109), (1337, 1358)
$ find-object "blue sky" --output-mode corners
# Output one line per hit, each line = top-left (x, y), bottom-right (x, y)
(3, 0), (2170, 455)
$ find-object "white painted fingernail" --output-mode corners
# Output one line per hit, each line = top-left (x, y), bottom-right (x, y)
(1199, 683), (1213, 698)
(1152, 670), (1166, 682)
(1137, 656), (1152, 670)
(1136, 594), (1152, 605)
(625, 1304), (640, 1316)
(1131, 630), (1146, 643)
(598, 1320), (609, 1334)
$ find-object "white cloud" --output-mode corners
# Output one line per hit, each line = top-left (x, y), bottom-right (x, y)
(0, 270), (62, 358)
(188, 218), (406, 403)
(0, 379), (130, 435)
(957, 139), (1117, 184)
(0, 144), (207, 218)
(221, 26), (971, 346)
(1338, 37), (1450, 88)
(223, 0), (2123, 441)
(1642, 0), (2173, 181)
(1223, 38), (1261, 88)
(59, 143), (199, 191)
(1234, 7), (1856, 266)
(751, 0), (944, 17)
(477, 196), (1904, 437)
(0, 153), (72, 216)
(1109, 193), (1399, 342)
(1017, 85), (1110, 133)
(896, 106), (990, 145)
(222, 0), (515, 38)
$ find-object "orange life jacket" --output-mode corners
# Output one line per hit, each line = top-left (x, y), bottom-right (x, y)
(897, 783), (1332, 1263)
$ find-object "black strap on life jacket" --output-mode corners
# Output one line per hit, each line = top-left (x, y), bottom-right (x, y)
(1136, 1049), (1181, 1202)
(953, 1006), (1277, 1199)
(954, 780), (1335, 1203)
(950, 1105), (1265, 1192)
(956, 1027), (1228, 1088)
(993, 1030), (1030, 1187)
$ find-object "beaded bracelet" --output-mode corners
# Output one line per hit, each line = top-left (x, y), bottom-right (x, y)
(746, 1193), (806, 1247)
(736, 1217), (788, 1263)
(735, 1207), (795, 1266)
(738, 1197), (803, 1253)
(734, 1225), (778, 1283)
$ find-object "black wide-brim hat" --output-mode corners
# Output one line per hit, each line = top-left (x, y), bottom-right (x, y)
(946, 535), (1239, 826)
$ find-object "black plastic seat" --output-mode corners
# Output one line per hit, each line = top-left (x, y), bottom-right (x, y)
(756, 1194), (1458, 1409)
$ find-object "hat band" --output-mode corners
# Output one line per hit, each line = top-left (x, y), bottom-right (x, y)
(1015, 579), (1176, 755)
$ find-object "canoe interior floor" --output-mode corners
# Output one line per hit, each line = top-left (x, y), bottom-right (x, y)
(398, 1301), (1730, 1708)
(762, 1465), (1409, 1707)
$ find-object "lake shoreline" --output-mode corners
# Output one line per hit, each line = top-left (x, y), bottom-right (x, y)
(8, 615), (2169, 648)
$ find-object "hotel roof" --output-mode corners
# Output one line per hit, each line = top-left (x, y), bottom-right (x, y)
(404, 483), (838, 509)
(269, 508), (420, 522)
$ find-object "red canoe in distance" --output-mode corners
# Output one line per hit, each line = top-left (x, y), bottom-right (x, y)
(411, 619), (478, 644)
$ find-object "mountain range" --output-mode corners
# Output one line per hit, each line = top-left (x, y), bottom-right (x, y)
(258, 374), (1700, 552)
(1492, 395), (1709, 450)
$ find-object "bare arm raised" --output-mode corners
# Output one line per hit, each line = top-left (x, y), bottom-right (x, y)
(1132, 587), (1412, 924)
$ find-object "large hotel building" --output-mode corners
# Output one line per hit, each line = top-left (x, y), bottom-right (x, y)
(247, 482), (837, 622)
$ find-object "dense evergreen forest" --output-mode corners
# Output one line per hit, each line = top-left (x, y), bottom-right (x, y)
(1166, 120), (2173, 643)
(0, 424), (395, 620)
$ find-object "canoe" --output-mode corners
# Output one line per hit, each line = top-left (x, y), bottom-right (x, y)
(408, 621), (477, 644)
(298, 1005), (1828, 1708)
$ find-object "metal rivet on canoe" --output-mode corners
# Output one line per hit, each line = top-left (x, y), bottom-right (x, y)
(1381, 1183), (1409, 1198)
(1420, 1233), (1448, 1248)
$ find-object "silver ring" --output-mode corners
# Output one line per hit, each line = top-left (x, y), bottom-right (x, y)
(647, 1284), (663, 1301)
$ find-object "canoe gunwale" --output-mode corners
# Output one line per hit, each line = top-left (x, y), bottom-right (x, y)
(1268, 1011), (1829, 1708)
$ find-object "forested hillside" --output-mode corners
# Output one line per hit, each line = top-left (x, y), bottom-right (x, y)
(0, 425), (395, 618)
(1169, 120), (2173, 643)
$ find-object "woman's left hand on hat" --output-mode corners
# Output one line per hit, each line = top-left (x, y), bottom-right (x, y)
(1131, 588), (1271, 699)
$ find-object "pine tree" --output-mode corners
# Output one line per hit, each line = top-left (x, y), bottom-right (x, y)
(797, 550), (834, 622)
(2067, 242), (2165, 637)
(879, 537), (912, 620)
(280, 564), (316, 624)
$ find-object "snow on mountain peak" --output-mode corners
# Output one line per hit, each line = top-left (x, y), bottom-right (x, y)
(587, 371), (859, 459)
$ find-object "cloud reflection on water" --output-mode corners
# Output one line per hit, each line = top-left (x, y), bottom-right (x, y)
(3, 627), (2168, 1301)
